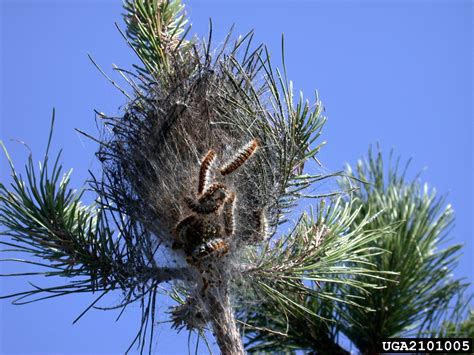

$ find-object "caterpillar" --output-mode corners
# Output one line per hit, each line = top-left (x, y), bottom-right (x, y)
(223, 192), (236, 236)
(198, 149), (216, 194)
(220, 139), (259, 176)
(185, 183), (227, 214)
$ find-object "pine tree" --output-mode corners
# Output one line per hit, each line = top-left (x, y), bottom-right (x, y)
(241, 148), (472, 354)
(2, 2), (468, 354)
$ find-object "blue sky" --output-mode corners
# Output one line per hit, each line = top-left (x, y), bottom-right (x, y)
(1, 0), (472, 354)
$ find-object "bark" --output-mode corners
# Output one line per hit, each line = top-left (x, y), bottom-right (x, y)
(205, 283), (244, 355)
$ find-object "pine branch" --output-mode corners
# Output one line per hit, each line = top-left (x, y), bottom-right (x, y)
(338, 147), (471, 353)
(240, 147), (472, 354)
(0, 112), (189, 307)
(240, 197), (395, 354)
(123, 0), (191, 77)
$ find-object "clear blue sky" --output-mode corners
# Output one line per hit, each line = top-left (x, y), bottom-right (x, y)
(1, 0), (472, 354)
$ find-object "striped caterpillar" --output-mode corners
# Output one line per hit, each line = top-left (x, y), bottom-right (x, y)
(220, 139), (259, 176)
